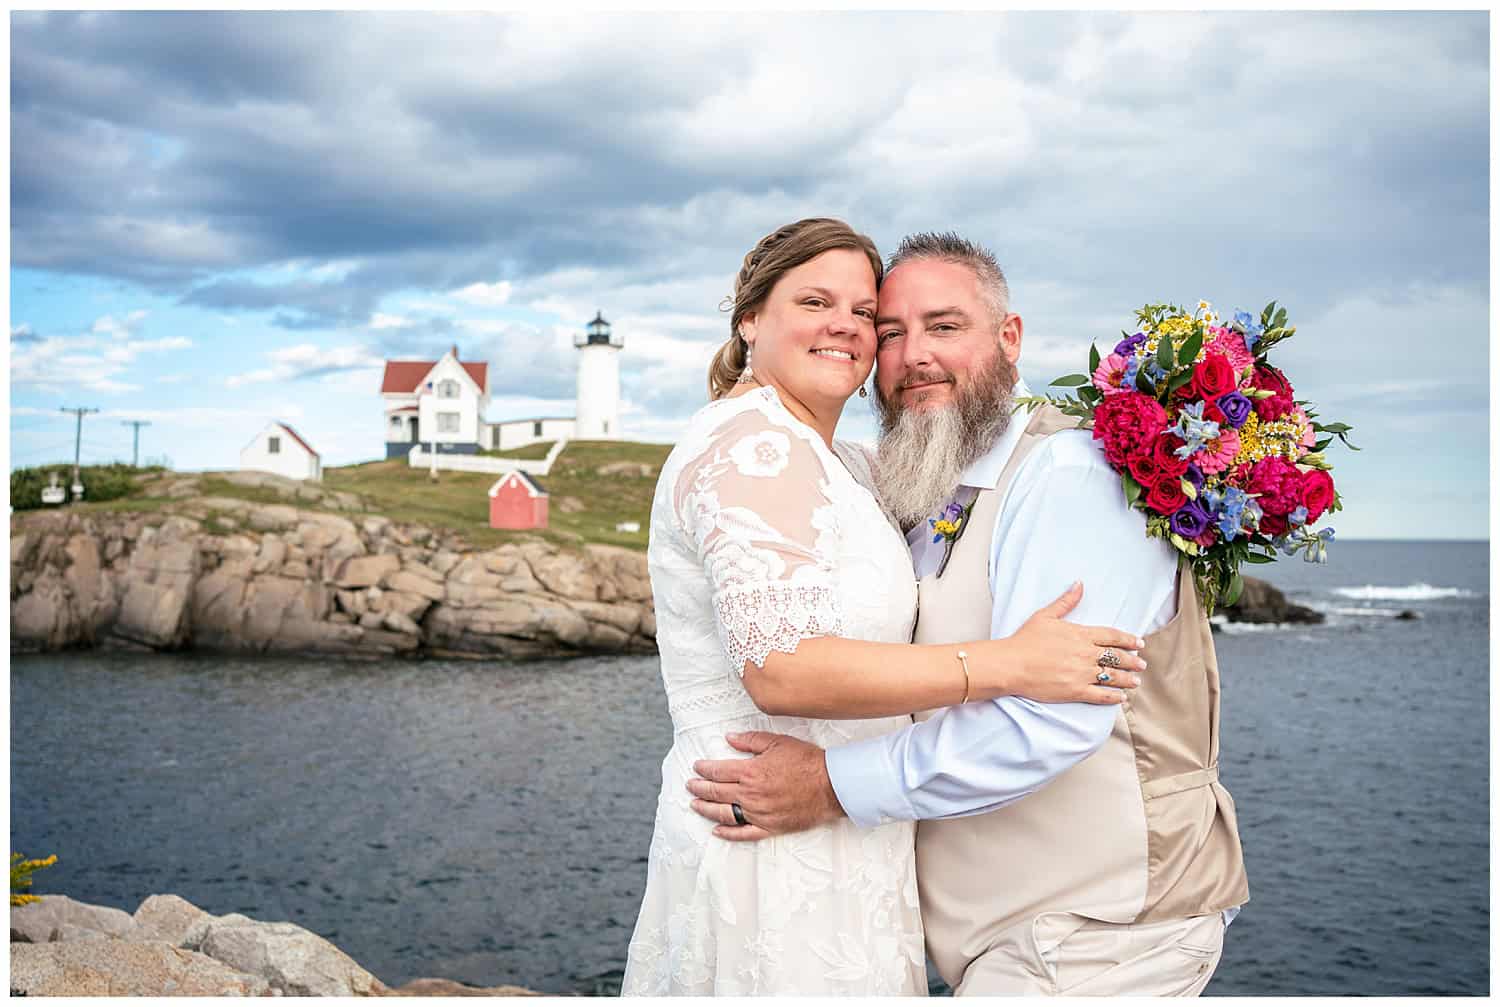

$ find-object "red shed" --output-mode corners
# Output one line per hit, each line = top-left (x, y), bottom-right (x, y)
(488, 471), (549, 530)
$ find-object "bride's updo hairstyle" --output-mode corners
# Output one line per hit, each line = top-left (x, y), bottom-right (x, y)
(708, 217), (883, 400)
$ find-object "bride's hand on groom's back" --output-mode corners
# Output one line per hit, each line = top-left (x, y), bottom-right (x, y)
(686, 732), (843, 841)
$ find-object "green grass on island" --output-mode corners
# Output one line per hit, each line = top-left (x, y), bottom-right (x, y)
(11, 441), (674, 553)
(324, 440), (672, 551)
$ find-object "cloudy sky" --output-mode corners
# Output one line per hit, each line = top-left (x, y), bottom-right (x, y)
(8, 11), (1489, 538)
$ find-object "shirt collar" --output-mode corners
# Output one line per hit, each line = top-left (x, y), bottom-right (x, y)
(957, 378), (1032, 491)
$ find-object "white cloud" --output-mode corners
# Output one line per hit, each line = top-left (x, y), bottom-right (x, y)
(225, 343), (384, 387)
(370, 312), (410, 329)
(451, 281), (514, 308)
(90, 309), (148, 339)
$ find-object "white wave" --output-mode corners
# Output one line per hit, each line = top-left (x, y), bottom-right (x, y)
(1210, 616), (1321, 635)
(1330, 583), (1475, 601)
(1324, 606), (1408, 618)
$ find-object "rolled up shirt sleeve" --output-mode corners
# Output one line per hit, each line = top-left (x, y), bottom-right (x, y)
(827, 430), (1179, 827)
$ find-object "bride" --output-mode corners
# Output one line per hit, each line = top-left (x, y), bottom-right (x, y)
(621, 218), (1145, 996)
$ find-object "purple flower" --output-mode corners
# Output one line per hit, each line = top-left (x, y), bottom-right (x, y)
(1169, 500), (1212, 539)
(1216, 391), (1252, 429)
(1183, 464), (1205, 492)
(1114, 331), (1147, 357)
(943, 502), (964, 523)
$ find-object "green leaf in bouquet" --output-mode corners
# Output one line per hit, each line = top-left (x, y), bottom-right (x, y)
(1156, 332), (1175, 372)
(1180, 476), (1197, 500)
(1135, 370), (1157, 395)
(1313, 437), (1333, 452)
(1050, 374), (1091, 387)
(1178, 332), (1203, 365)
(1078, 385), (1102, 405)
(1167, 370), (1195, 395)
(1122, 471), (1143, 508)
(1224, 571), (1245, 608)
(1261, 301), (1278, 327)
(1089, 343), (1101, 375)
(1244, 551), (1276, 564)
(1317, 422), (1353, 433)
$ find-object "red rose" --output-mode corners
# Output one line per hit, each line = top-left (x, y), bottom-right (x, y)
(1260, 512), (1289, 537)
(1151, 434), (1191, 480)
(1203, 400), (1228, 427)
(1146, 477), (1188, 515)
(1300, 469), (1336, 523)
(1092, 392), (1168, 470)
(1128, 452), (1164, 488)
(1250, 364), (1295, 421)
(1192, 353), (1237, 400)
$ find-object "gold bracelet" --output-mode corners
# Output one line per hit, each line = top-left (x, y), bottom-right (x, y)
(955, 649), (971, 705)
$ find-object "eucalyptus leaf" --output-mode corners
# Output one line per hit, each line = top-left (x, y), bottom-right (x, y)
(1051, 374), (1091, 387)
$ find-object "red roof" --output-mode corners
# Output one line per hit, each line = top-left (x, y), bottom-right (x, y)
(274, 421), (319, 458)
(381, 359), (488, 394)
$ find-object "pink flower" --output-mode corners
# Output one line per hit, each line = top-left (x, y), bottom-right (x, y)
(1194, 427), (1241, 475)
(1206, 326), (1254, 375)
(1194, 527), (1219, 549)
(1092, 353), (1132, 396)
(1289, 407), (1316, 455)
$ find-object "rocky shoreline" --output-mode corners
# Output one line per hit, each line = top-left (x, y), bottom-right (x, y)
(10, 476), (655, 660)
(9, 468), (1319, 659)
(10, 893), (537, 996)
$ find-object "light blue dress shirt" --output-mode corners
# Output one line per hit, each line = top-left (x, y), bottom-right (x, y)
(825, 382), (1179, 826)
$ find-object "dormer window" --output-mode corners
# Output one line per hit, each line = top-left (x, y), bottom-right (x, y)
(438, 379), (460, 399)
(268, 436), (281, 454)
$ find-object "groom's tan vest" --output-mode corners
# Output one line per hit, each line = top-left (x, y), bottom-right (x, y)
(913, 405), (1248, 989)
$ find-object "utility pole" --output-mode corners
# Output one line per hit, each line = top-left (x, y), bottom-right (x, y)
(60, 406), (99, 501)
(121, 420), (152, 467)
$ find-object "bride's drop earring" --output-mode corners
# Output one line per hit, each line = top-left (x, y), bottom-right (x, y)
(737, 336), (756, 384)
(858, 384), (869, 398)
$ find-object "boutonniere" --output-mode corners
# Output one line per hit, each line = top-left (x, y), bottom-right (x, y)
(930, 493), (978, 578)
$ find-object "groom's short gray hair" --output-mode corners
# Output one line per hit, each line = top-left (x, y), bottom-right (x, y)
(886, 232), (1010, 328)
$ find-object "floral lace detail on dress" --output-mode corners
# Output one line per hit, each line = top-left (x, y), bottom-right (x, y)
(714, 581), (843, 672)
(675, 404), (845, 675)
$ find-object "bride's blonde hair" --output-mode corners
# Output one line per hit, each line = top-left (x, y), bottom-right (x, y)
(708, 218), (883, 400)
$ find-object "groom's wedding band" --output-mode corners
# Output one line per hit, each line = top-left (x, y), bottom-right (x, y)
(1097, 648), (1123, 670)
(1096, 670), (1113, 684)
(732, 803), (749, 827)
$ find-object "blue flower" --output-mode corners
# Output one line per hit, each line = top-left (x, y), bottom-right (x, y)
(1121, 356), (1142, 390)
(1288, 505), (1309, 528)
(1169, 401), (1222, 459)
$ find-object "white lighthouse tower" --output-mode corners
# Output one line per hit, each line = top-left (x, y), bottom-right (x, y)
(574, 310), (623, 439)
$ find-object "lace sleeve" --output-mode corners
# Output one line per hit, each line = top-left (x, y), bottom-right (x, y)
(674, 406), (843, 675)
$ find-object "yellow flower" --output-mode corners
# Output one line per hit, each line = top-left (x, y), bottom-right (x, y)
(932, 520), (958, 536)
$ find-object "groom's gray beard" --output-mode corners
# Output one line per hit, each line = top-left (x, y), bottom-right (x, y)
(872, 352), (1018, 531)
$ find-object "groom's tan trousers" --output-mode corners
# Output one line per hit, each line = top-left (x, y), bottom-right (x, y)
(953, 911), (1225, 996)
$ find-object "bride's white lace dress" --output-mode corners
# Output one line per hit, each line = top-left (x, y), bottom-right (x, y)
(622, 386), (926, 996)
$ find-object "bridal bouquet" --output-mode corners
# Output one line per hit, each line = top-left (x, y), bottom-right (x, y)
(1018, 300), (1355, 615)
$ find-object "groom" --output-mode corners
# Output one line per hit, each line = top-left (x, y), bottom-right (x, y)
(687, 233), (1248, 996)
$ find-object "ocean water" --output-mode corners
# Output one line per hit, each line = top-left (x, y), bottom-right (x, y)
(10, 540), (1488, 995)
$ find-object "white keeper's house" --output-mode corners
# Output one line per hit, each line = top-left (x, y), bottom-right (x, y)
(240, 421), (322, 482)
(380, 313), (624, 458)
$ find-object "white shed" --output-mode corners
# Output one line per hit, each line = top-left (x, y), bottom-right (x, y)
(240, 421), (322, 482)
